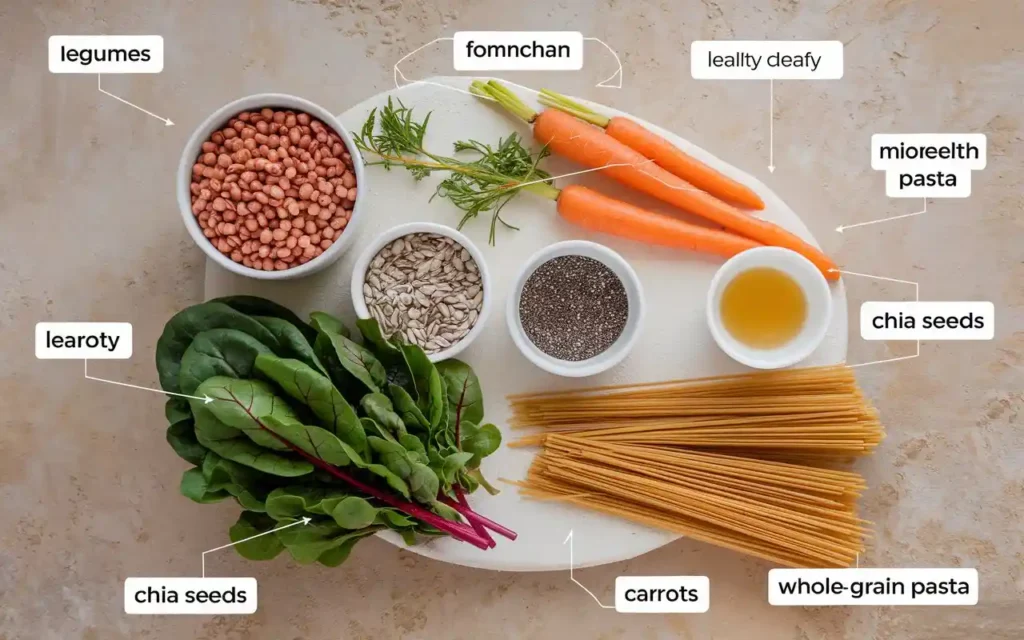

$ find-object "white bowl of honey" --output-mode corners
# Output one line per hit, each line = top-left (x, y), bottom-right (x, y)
(706, 247), (832, 369)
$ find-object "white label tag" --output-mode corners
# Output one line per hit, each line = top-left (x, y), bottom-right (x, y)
(614, 576), (710, 613)
(860, 301), (994, 341)
(48, 35), (164, 73)
(453, 31), (584, 71)
(691, 40), (843, 80)
(769, 568), (978, 606)
(35, 322), (133, 359)
(124, 578), (257, 615)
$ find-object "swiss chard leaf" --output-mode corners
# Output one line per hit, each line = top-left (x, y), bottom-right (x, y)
(436, 359), (485, 426)
(460, 422), (502, 468)
(360, 393), (407, 438)
(275, 519), (380, 564)
(254, 316), (327, 375)
(261, 415), (353, 467)
(191, 388), (312, 478)
(195, 377), (298, 451)
(356, 318), (412, 388)
(399, 344), (446, 431)
(368, 435), (440, 504)
(266, 486), (345, 520)
(389, 384), (429, 431)
(253, 354), (367, 456)
(311, 312), (387, 394)
(331, 496), (378, 529)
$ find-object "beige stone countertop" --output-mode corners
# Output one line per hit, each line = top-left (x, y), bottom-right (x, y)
(2, 1), (1021, 638)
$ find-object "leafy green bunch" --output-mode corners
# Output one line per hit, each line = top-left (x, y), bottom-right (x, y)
(157, 296), (509, 567)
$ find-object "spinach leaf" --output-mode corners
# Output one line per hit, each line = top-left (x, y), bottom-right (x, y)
(180, 467), (229, 503)
(165, 397), (191, 425)
(178, 328), (273, 395)
(436, 359), (485, 426)
(307, 311), (350, 338)
(214, 295), (321, 343)
(166, 420), (207, 466)
(156, 302), (280, 393)
(253, 354), (366, 456)
(229, 512), (285, 561)
(316, 531), (377, 567)
(360, 393), (407, 438)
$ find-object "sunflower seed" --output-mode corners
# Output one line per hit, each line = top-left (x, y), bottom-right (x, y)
(363, 232), (485, 352)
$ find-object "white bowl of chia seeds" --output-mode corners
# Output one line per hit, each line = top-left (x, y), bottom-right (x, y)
(507, 240), (645, 378)
(351, 222), (491, 362)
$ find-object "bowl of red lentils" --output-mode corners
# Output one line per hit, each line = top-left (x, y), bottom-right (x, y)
(177, 94), (365, 279)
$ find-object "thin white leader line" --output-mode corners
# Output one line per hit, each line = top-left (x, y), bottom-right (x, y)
(84, 360), (212, 403)
(837, 198), (928, 233)
(834, 270), (921, 368)
(202, 518), (309, 578)
(97, 74), (174, 125)
(583, 37), (623, 88)
(564, 530), (615, 609)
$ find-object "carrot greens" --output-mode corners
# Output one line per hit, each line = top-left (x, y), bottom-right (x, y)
(354, 97), (557, 244)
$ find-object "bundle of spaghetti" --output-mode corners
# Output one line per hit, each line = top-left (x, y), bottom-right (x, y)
(508, 366), (881, 567)
(508, 365), (883, 459)
(513, 434), (870, 567)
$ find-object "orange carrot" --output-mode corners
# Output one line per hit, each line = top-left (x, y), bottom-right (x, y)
(554, 185), (761, 258)
(539, 89), (765, 210)
(472, 81), (839, 281)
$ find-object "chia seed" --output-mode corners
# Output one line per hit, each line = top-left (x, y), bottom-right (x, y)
(518, 255), (629, 361)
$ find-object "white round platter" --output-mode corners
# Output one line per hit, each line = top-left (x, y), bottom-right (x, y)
(204, 76), (848, 571)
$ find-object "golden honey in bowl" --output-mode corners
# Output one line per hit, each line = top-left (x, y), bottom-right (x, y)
(720, 267), (807, 349)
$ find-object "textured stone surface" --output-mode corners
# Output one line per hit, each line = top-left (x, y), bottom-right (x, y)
(1, 1), (1021, 638)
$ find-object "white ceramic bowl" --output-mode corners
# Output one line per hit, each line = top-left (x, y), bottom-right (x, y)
(706, 246), (832, 369)
(350, 222), (492, 363)
(507, 240), (645, 378)
(176, 93), (366, 280)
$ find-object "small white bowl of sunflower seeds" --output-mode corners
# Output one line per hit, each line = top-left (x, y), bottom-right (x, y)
(351, 222), (491, 362)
